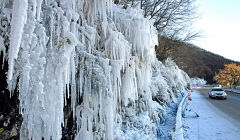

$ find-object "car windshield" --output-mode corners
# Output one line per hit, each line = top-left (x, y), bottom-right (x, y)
(212, 88), (223, 91)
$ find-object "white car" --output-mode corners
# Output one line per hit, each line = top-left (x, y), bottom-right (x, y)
(208, 88), (227, 99)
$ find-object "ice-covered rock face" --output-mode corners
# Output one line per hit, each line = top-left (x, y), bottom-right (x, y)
(191, 78), (207, 87)
(0, 0), (191, 139)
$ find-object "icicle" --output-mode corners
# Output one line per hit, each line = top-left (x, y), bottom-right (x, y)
(36, 0), (43, 21)
(8, 0), (28, 80)
(0, 36), (5, 62)
(32, 0), (37, 17)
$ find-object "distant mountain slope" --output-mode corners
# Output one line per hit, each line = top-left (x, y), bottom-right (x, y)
(156, 36), (238, 83)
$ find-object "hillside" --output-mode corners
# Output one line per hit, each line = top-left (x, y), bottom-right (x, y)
(156, 36), (237, 83)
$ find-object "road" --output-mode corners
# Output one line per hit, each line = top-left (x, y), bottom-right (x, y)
(183, 87), (240, 140)
(198, 87), (240, 128)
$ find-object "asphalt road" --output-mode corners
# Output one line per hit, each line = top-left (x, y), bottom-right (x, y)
(197, 87), (240, 128)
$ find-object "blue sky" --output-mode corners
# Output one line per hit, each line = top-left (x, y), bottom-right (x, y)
(192, 0), (240, 61)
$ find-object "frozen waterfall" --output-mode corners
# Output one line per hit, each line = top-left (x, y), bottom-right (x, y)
(0, 0), (192, 139)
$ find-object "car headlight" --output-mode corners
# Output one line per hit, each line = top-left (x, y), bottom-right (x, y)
(211, 92), (214, 95)
(223, 92), (227, 96)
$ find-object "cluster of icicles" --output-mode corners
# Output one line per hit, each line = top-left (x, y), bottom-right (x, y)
(0, 0), (192, 139)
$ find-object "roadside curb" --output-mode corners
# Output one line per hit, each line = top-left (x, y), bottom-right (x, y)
(173, 91), (189, 140)
(224, 88), (240, 94)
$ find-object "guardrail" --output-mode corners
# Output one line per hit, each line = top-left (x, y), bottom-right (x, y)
(224, 88), (240, 94)
(172, 92), (189, 140)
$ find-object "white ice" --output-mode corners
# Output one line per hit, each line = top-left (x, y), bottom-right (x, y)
(0, 0), (196, 139)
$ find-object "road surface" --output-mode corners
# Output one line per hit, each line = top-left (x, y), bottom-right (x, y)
(198, 87), (240, 127)
(183, 87), (240, 140)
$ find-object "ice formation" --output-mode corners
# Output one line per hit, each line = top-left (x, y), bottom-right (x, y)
(0, 0), (192, 139)
(191, 78), (207, 87)
(8, 0), (28, 80)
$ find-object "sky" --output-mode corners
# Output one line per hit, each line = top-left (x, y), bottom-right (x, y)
(192, 0), (240, 61)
